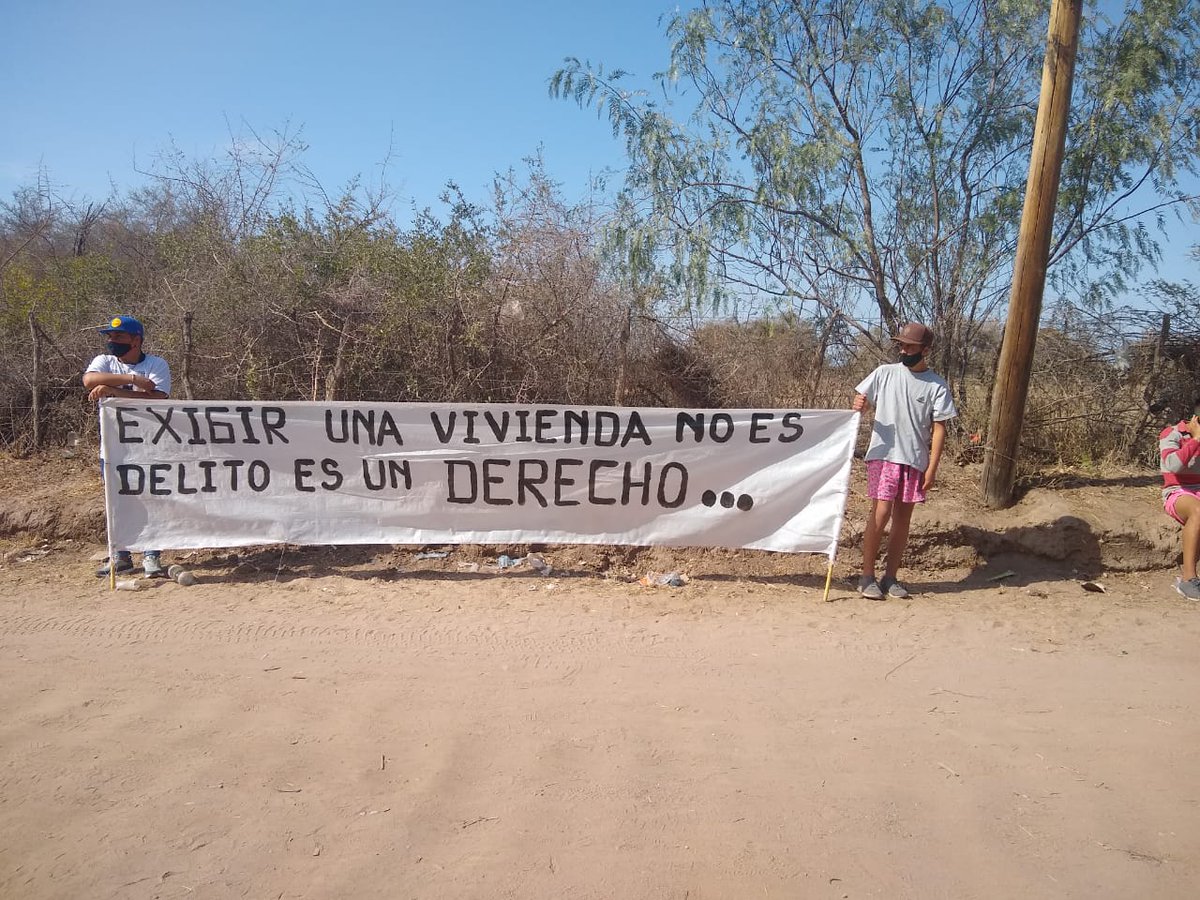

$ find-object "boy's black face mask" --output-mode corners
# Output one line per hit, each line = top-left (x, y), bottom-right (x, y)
(900, 351), (923, 368)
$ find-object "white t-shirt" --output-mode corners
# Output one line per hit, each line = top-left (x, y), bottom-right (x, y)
(855, 363), (956, 471)
(86, 352), (172, 397)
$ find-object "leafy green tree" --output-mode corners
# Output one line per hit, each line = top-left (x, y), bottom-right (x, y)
(552, 0), (1200, 396)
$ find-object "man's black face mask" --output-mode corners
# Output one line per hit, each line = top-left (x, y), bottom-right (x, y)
(107, 341), (133, 357)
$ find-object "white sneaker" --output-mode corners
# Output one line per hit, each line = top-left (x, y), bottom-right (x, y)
(142, 553), (165, 578)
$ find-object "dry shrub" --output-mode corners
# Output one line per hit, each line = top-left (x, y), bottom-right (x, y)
(0, 147), (1183, 481)
(639, 337), (724, 407)
(679, 318), (874, 409)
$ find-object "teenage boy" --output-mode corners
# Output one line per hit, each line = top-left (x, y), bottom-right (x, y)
(852, 322), (957, 599)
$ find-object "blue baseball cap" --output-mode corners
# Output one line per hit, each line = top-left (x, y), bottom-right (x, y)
(98, 315), (144, 337)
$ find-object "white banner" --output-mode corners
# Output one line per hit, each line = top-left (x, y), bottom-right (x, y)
(99, 402), (858, 556)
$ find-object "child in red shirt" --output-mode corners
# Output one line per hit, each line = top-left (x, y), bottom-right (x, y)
(1159, 414), (1200, 599)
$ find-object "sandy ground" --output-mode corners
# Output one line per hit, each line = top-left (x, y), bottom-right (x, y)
(1, 547), (1198, 900)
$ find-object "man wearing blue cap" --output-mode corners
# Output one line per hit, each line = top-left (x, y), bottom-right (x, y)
(83, 315), (172, 577)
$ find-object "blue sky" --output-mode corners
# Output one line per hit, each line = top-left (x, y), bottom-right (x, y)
(1, 0), (679, 212)
(2, 0), (1195, 290)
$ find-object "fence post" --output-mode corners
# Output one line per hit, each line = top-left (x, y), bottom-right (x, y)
(29, 310), (42, 449)
(182, 310), (196, 400)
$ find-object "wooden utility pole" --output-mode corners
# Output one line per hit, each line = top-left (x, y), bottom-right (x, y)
(982, 0), (1083, 508)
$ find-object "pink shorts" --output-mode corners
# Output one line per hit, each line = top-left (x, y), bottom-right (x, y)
(866, 459), (926, 504)
(1164, 487), (1200, 524)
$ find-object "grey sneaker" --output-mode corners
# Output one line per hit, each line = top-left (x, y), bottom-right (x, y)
(858, 576), (885, 600)
(142, 552), (165, 578)
(880, 576), (911, 599)
(1174, 577), (1200, 601)
(95, 553), (134, 578)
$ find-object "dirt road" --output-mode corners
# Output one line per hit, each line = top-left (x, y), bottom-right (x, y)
(1, 553), (1198, 899)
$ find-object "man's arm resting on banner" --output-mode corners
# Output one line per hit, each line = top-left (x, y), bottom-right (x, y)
(88, 383), (168, 401)
(84, 371), (160, 393)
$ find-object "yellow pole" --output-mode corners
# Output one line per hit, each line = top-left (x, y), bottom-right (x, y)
(101, 398), (117, 592)
(822, 558), (835, 602)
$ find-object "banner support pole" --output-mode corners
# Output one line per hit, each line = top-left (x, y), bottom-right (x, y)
(100, 399), (117, 592)
(822, 408), (858, 604)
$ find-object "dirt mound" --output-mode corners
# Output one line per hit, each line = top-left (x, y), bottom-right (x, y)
(0, 453), (1176, 576)
(0, 455), (106, 543)
(898, 468), (1176, 574)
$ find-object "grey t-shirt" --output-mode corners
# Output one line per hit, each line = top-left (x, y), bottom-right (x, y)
(855, 363), (956, 471)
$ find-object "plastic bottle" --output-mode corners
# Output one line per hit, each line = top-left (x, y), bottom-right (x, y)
(167, 565), (198, 587)
(62, 432), (81, 459)
(639, 572), (688, 587)
(114, 578), (142, 591)
(525, 554), (551, 576)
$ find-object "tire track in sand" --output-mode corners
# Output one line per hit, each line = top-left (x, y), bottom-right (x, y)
(0, 610), (682, 658)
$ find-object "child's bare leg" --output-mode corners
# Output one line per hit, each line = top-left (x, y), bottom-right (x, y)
(861, 499), (894, 579)
(1175, 494), (1200, 579)
(884, 500), (916, 580)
